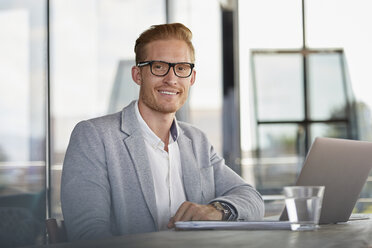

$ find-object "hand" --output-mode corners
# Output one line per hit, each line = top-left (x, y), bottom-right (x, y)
(167, 201), (223, 229)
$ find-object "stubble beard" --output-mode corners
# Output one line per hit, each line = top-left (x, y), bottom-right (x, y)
(139, 87), (188, 114)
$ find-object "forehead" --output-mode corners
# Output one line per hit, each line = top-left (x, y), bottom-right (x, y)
(144, 39), (192, 62)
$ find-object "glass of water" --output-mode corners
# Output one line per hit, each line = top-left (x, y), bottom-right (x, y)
(283, 186), (325, 231)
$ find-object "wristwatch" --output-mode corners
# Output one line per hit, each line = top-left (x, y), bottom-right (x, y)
(210, 201), (232, 221)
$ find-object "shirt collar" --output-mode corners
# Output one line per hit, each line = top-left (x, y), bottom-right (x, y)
(134, 101), (179, 147)
(170, 118), (179, 142)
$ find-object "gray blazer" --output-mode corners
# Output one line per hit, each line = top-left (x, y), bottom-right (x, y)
(61, 101), (264, 241)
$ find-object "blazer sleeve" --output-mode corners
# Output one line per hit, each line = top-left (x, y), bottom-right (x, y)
(61, 120), (113, 241)
(208, 145), (265, 221)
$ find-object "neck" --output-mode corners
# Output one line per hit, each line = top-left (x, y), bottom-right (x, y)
(138, 101), (175, 147)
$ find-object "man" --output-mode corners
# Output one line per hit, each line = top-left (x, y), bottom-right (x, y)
(61, 23), (264, 241)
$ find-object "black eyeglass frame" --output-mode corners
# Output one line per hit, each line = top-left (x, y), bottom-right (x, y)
(137, 60), (195, 78)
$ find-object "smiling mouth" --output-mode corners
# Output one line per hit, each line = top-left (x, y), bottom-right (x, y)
(158, 90), (179, 95)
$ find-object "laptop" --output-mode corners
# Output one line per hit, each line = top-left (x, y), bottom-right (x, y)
(280, 137), (372, 224)
(175, 137), (372, 230)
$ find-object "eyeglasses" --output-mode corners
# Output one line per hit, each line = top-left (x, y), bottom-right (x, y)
(137, 60), (195, 78)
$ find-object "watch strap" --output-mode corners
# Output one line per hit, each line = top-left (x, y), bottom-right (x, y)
(210, 201), (236, 221)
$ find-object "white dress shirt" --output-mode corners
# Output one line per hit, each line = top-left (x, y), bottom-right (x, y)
(135, 101), (186, 230)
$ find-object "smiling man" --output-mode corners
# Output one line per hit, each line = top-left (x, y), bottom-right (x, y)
(61, 23), (264, 241)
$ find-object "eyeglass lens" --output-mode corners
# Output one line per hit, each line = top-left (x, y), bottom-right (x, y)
(151, 61), (192, 78)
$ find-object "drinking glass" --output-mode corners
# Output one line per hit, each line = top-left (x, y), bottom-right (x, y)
(283, 186), (325, 231)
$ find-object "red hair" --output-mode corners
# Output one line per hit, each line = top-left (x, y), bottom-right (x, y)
(134, 23), (195, 64)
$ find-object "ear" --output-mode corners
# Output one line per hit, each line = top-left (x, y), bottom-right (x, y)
(189, 69), (196, 86)
(132, 66), (142, 86)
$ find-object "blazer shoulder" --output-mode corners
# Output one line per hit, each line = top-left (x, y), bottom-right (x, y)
(89, 111), (121, 125)
(73, 111), (122, 135)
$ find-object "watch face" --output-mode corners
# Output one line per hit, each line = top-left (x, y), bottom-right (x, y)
(212, 202), (231, 221)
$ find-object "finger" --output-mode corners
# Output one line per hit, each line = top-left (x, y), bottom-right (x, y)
(178, 204), (197, 221)
(186, 204), (222, 221)
(167, 217), (175, 229)
(190, 204), (218, 221)
(191, 212), (202, 221)
(172, 201), (192, 222)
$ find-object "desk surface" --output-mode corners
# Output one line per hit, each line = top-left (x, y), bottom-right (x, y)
(30, 215), (372, 248)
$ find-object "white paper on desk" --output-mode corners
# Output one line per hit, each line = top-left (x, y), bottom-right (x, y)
(175, 221), (292, 230)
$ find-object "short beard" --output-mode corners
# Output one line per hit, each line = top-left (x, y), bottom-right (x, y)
(140, 88), (186, 114)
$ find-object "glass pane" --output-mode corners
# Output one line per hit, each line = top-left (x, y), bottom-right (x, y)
(239, 0), (303, 49)
(0, 0), (46, 246)
(308, 53), (347, 120)
(258, 124), (301, 157)
(310, 123), (348, 143)
(354, 201), (372, 214)
(256, 124), (304, 194)
(356, 180), (372, 213)
(50, 0), (165, 219)
(306, 0), (372, 128)
(170, 0), (224, 155)
(254, 54), (304, 121)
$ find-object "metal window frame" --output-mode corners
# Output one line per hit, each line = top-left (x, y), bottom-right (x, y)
(250, 48), (357, 193)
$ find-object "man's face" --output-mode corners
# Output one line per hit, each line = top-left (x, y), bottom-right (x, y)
(132, 39), (196, 114)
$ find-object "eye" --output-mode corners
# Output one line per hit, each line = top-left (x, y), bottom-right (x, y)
(153, 64), (163, 70)
(176, 64), (190, 71)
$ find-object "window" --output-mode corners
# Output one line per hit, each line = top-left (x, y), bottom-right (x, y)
(50, 0), (166, 219)
(240, 0), (372, 216)
(251, 49), (356, 200)
(0, 0), (47, 246)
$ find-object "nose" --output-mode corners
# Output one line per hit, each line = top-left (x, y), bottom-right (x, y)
(164, 66), (178, 85)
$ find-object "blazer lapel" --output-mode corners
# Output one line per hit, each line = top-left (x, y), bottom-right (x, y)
(121, 102), (158, 229)
(178, 133), (202, 203)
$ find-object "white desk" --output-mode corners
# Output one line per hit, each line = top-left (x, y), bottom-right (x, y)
(29, 215), (372, 248)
